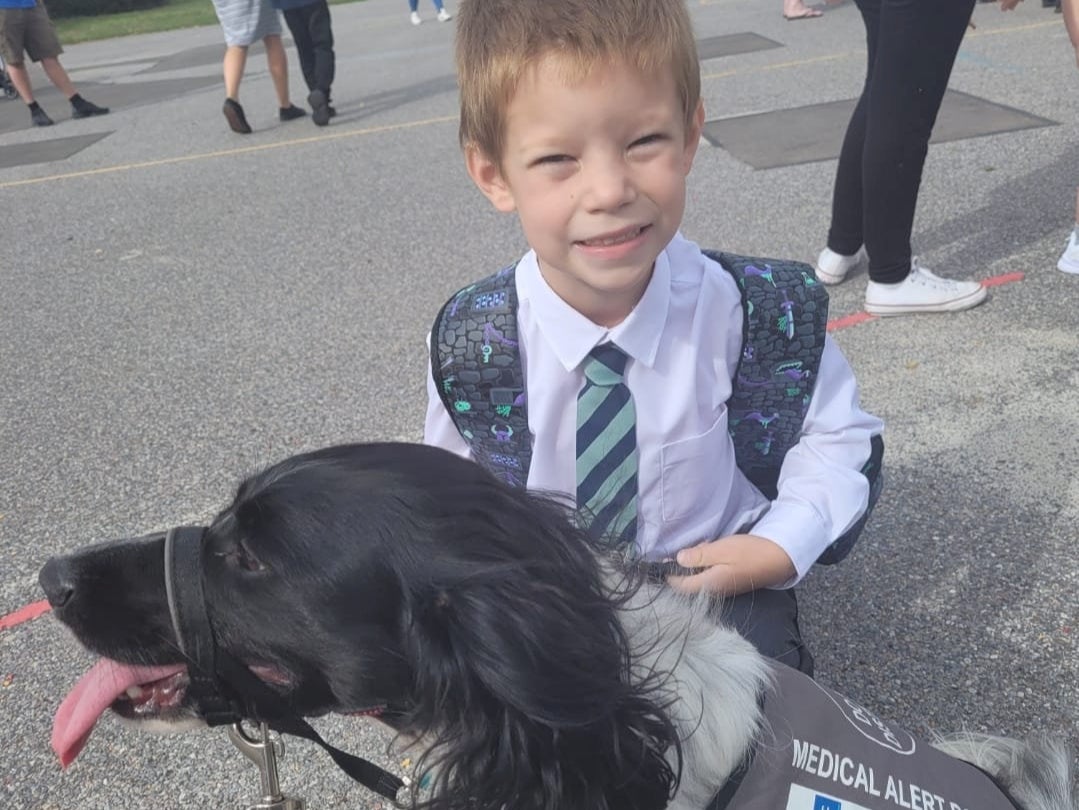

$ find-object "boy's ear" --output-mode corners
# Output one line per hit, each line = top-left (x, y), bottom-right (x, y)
(465, 144), (517, 213)
(681, 100), (706, 173)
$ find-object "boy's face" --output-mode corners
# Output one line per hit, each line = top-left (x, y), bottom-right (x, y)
(467, 55), (704, 327)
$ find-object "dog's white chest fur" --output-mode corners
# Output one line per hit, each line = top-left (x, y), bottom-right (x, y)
(616, 578), (770, 810)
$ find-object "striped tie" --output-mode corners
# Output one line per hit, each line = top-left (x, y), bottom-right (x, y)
(576, 343), (638, 546)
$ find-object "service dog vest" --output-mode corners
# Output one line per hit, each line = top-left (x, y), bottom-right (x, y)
(716, 665), (1020, 810)
(430, 251), (884, 566)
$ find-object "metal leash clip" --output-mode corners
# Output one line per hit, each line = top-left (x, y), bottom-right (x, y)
(227, 721), (307, 810)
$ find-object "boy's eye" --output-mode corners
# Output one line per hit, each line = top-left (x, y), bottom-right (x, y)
(532, 154), (573, 167)
(630, 133), (667, 148)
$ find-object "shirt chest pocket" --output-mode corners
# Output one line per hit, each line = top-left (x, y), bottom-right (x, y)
(659, 414), (731, 523)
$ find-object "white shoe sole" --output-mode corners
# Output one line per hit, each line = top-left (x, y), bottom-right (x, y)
(1058, 256), (1079, 274)
(864, 283), (988, 316)
(815, 265), (850, 285)
(814, 249), (866, 286)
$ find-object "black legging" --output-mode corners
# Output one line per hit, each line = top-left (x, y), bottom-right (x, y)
(827, 0), (976, 284)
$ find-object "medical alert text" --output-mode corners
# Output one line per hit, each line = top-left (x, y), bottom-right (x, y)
(792, 739), (972, 810)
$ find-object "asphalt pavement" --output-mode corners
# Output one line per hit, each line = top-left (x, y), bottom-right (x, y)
(1, 0), (1077, 807)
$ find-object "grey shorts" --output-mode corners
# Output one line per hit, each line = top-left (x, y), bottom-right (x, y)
(0, 3), (63, 67)
(210, 0), (281, 47)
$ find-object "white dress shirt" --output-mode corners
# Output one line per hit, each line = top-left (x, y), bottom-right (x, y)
(424, 233), (884, 585)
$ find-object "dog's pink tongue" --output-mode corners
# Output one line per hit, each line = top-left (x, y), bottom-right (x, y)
(52, 659), (185, 768)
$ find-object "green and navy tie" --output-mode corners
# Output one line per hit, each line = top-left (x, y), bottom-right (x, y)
(576, 343), (639, 546)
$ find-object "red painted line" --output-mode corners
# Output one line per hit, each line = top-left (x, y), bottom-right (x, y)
(0, 599), (51, 631)
(828, 311), (877, 332)
(981, 271), (1024, 288)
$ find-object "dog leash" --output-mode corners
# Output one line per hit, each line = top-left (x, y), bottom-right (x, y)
(163, 526), (406, 803)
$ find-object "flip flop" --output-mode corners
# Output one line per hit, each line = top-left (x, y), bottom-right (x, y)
(784, 8), (823, 19)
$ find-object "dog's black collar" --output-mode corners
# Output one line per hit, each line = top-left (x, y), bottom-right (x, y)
(164, 526), (243, 725)
(163, 526), (406, 802)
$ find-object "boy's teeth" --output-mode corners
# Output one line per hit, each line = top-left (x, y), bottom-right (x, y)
(583, 227), (641, 247)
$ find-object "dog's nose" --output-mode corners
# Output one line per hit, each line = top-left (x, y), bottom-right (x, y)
(39, 557), (77, 608)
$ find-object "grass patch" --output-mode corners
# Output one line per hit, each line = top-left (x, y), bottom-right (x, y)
(54, 0), (362, 45)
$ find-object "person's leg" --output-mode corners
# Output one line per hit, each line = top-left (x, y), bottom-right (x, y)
(38, 56), (76, 98)
(409, 0), (418, 11)
(307, 0), (335, 97)
(5, 61), (35, 104)
(42, 55), (110, 117)
(711, 588), (814, 677)
(223, 44), (247, 100)
(263, 34), (291, 109)
(301, 4), (332, 126)
(24, 8), (106, 120)
(860, 0), (975, 284)
(1, 7), (35, 102)
(5, 59), (53, 125)
(221, 45), (252, 133)
(826, 0), (881, 258)
(283, 6), (317, 92)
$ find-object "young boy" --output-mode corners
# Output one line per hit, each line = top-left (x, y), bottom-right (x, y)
(423, 0), (883, 676)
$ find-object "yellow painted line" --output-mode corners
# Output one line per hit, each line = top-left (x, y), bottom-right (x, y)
(0, 114), (458, 190)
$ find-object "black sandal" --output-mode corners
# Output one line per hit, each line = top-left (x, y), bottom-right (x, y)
(223, 98), (252, 134)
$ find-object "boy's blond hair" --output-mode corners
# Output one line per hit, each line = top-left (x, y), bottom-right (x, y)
(455, 0), (701, 162)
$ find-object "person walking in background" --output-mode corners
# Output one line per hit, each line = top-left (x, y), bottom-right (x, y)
(409, 0), (451, 25)
(1059, 0), (1079, 274)
(274, 0), (336, 126)
(211, 0), (306, 134)
(0, 0), (108, 127)
(813, 0), (1022, 315)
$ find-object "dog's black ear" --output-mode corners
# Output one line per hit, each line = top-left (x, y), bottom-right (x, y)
(396, 488), (680, 810)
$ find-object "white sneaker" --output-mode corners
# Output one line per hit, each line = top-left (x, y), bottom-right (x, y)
(1058, 229), (1079, 275)
(814, 246), (867, 285)
(437, 8), (452, 21)
(410, 11), (422, 24)
(864, 259), (987, 316)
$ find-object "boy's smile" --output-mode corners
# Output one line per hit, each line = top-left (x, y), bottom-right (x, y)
(467, 54), (704, 327)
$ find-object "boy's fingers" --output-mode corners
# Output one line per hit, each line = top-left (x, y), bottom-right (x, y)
(676, 544), (714, 568)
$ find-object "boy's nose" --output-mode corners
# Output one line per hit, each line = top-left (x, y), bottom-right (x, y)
(582, 160), (636, 212)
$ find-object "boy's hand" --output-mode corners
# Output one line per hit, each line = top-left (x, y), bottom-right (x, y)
(998, 0), (1022, 10)
(666, 534), (796, 596)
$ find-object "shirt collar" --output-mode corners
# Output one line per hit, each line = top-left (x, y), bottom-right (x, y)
(517, 244), (672, 372)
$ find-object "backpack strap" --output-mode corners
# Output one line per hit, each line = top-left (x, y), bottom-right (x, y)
(429, 264), (530, 489)
(706, 251), (883, 565)
(705, 251), (829, 499)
